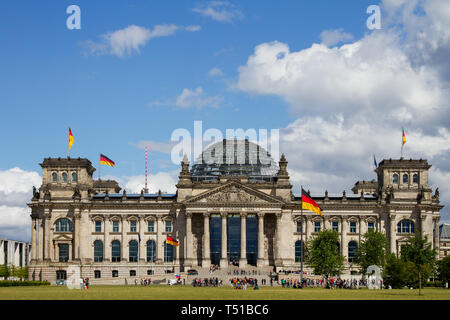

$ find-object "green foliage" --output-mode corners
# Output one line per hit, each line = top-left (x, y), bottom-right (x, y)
(437, 256), (450, 283)
(0, 280), (49, 287)
(305, 229), (345, 277)
(400, 233), (437, 294)
(383, 253), (409, 288)
(355, 231), (389, 273)
(0, 265), (11, 279)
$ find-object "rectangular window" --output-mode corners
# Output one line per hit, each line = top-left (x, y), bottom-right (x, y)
(130, 221), (137, 232)
(58, 244), (69, 262)
(94, 270), (101, 279)
(165, 221), (172, 233)
(130, 270), (136, 277)
(147, 270), (153, 275)
(95, 221), (102, 233)
(368, 222), (375, 231)
(314, 221), (321, 233)
(113, 221), (119, 232)
(350, 221), (357, 233)
(147, 221), (154, 232)
(112, 270), (118, 278)
(296, 221), (302, 233)
(332, 221), (339, 232)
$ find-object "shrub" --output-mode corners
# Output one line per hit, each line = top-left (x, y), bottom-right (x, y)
(0, 280), (50, 287)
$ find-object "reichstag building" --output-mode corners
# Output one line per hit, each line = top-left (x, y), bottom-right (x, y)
(27, 139), (443, 284)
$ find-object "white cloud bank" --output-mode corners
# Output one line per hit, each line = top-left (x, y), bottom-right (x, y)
(235, 0), (450, 221)
(82, 24), (201, 57)
(0, 168), (41, 241)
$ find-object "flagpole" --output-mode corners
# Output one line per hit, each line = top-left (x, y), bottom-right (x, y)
(300, 185), (304, 288)
(68, 126), (70, 158)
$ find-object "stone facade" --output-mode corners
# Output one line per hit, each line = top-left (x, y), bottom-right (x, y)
(28, 153), (443, 284)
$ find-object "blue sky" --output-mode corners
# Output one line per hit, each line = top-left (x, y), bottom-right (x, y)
(1, 0), (450, 241)
(0, 0), (373, 177)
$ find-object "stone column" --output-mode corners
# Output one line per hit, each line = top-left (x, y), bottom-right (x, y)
(156, 216), (164, 264)
(324, 215), (330, 230)
(220, 212), (228, 268)
(44, 211), (51, 261)
(389, 213), (397, 255)
(104, 216), (110, 261)
(275, 212), (282, 267)
(341, 216), (347, 257)
(306, 216), (313, 242)
(239, 212), (247, 268)
(121, 217), (127, 262)
(257, 212), (265, 267)
(202, 212), (211, 268)
(433, 217), (440, 252)
(38, 218), (44, 261)
(31, 217), (36, 261)
(74, 210), (81, 261)
(185, 212), (193, 266)
(139, 216), (145, 262)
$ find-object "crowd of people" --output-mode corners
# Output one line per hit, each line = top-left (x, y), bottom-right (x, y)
(227, 269), (261, 276)
(191, 277), (223, 287)
(276, 277), (380, 289)
(229, 277), (259, 290)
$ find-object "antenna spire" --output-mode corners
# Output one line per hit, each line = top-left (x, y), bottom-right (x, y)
(144, 146), (149, 193)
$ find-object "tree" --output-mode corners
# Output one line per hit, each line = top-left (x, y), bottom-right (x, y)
(355, 231), (389, 275)
(306, 229), (345, 278)
(400, 233), (437, 295)
(0, 265), (11, 280)
(438, 256), (450, 285)
(383, 253), (409, 288)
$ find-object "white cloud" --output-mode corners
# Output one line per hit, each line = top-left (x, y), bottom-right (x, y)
(319, 28), (354, 47)
(0, 167), (41, 242)
(235, 0), (450, 221)
(192, 1), (244, 23)
(149, 86), (222, 109)
(208, 67), (224, 77)
(82, 24), (200, 57)
(122, 172), (178, 194)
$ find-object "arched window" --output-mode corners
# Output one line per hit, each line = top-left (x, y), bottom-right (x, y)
(403, 173), (409, 183)
(129, 240), (138, 262)
(93, 240), (103, 262)
(413, 174), (419, 184)
(111, 240), (121, 262)
(55, 218), (73, 232)
(295, 240), (304, 262)
(397, 220), (415, 233)
(72, 172), (78, 182)
(52, 172), (58, 182)
(348, 241), (358, 263)
(393, 173), (399, 184)
(164, 241), (174, 262)
(62, 172), (68, 182)
(146, 240), (156, 262)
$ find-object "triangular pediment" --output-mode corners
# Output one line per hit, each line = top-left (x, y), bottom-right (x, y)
(53, 233), (73, 241)
(183, 180), (285, 205)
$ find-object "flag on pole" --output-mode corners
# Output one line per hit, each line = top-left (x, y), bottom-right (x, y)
(166, 236), (179, 246)
(301, 188), (322, 216)
(402, 128), (406, 146)
(68, 128), (74, 151)
(100, 154), (115, 167)
(373, 154), (378, 168)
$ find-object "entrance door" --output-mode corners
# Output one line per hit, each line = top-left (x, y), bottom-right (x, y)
(227, 215), (240, 265)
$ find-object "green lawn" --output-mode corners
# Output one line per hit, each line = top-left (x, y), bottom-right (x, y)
(0, 285), (449, 300)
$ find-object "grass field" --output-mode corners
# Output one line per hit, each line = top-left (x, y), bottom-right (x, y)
(0, 285), (449, 300)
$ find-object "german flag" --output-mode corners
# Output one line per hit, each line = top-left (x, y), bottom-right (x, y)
(302, 188), (322, 216)
(68, 128), (74, 151)
(100, 154), (115, 167)
(166, 236), (179, 246)
(402, 128), (406, 145)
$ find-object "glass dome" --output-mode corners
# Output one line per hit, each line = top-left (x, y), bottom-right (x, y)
(190, 139), (279, 182)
